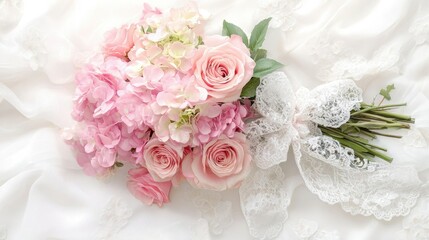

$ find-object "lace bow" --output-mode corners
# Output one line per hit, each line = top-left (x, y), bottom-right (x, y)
(239, 72), (422, 240)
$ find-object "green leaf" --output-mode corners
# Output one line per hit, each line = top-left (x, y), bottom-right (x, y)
(252, 58), (283, 78)
(197, 36), (204, 45)
(251, 49), (267, 61)
(249, 17), (272, 52)
(240, 77), (260, 98)
(146, 26), (153, 33)
(222, 20), (249, 47)
(379, 84), (395, 100)
(114, 162), (124, 168)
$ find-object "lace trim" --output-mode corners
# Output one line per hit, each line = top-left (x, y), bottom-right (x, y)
(402, 196), (429, 240)
(298, 145), (421, 221)
(192, 219), (212, 240)
(246, 72), (296, 169)
(242, 72), (424, 240)
(239, 165), (291, 239)
(16, 25), (48, 70)
(96, 197), (133, 240)
(295, 79), (362, 128)
(0, 0), (22, 32)
(409, 15), (429, 46)
(291, 219), (340, 240)
(256, 0), (302, 31)
(308, 33), (400, 82)
(401, 128), (428, 148)
(192, 190), (233, 235)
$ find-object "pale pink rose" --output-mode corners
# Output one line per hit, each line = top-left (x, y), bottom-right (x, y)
(103, 24), (136, 59)
(194, 101), (248, 144)
(127, 167), (172, 207)
(182, 133), (252, 191)
(143, 138), (183, 182)
(192, 35), (255, 102)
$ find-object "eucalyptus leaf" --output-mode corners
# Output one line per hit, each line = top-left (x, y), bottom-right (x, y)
(222, 20), (249, 47)
(252, 58), (283, 78)
(249, 17), (272, 51)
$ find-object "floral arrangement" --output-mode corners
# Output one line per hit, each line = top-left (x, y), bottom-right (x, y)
(65, 2), (423, 239)
(65, 3), (282, 206)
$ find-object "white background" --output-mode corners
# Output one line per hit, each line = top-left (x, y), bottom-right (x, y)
(1, 0), (429, 239)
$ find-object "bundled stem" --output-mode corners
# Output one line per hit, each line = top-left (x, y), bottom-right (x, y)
(320, 102), (414, 163)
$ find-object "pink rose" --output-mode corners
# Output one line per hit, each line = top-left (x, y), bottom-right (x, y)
(143, 138), (183, 182)
(127, 167), (172, 207)
(103, 24), (136, 59)
(192, 35), (255, 102)
(182, 133), (251, 191)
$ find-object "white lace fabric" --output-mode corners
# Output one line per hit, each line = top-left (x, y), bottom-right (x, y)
(239, 72), (425, 239)
(239, 166), (291, 240)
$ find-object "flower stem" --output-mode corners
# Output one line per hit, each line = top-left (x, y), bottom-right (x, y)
(319, 101), (413, 163)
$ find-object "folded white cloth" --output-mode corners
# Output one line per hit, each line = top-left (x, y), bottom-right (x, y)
(1, 0), (428, 239)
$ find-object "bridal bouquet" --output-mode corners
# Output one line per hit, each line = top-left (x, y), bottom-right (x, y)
(65, 2), (424, 239)
(65, 3), (282, 206)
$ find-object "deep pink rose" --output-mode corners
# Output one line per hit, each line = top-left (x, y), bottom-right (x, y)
(103, 24), (136, 59)
(192, 35), (255, 102)
(182, 133), (251, 191)
(143, 138), (183, 182)
(127, 167), (172, 207)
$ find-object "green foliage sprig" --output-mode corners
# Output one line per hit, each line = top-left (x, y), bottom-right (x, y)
(222, 18), (284, 98)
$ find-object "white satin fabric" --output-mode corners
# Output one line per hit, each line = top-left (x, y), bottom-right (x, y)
(0, 0), (428, 240)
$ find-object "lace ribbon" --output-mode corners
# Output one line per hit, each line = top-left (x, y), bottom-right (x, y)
(239, 72), (423, 239)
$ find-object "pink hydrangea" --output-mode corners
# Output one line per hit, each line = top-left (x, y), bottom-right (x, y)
(116, 90), (150, 131)
(194, 101), (249, 144)
(72, 57), (127, 121)
(117, 126), (152, 164)
(156, 73), (207, 109)
(64, 123), (115, 176)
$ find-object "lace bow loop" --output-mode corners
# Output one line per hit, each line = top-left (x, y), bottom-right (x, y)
(296, 79), (363, 128)
(240, 71), (424, 240)
(245, 72), (297, 169)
